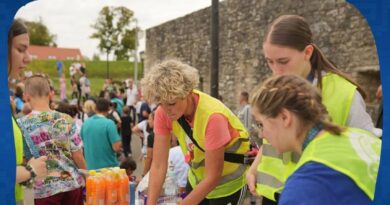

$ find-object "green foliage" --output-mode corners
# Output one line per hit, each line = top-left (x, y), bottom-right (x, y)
(24, 17), (57, 47)
(90, 6), (139, 61)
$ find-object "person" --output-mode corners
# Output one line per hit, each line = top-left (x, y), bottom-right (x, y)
(139, 97), (151, 122)
(56, 60), (64, 78)
(375, 84), (383, 129)
(17, 75), (86, 205)
(120, 157), (137, 181)
(121, 106), (134, 157)
(110, 91), (124, 116)
(141, 60), (250, 205)
(70, 75), (79, 99)
(126, 78), (138, 122)
(237, 91), (252, 133)
(60, 73), (67, 101)
(245, 14), (381, 205)
(14, 85), (25, 113)
(79, 72), (90, 102)
(107, 102), (122, 132)
(8, 19), (48, 205)
(168, 145), (190, 193)
(80, 98), (122, 169)
(83, 99), (96, 118)
(132, 112), (154, 161)
(251, 74), (380, 204)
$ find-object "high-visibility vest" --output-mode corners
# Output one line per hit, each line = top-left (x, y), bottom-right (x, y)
(13, 117), (24, 202)
(295, 128), (380, 200)
(256, 73), (356, 201)
(172, 89), (250, 199)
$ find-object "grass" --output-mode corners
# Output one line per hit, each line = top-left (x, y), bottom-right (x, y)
(26, 59), (143, 100)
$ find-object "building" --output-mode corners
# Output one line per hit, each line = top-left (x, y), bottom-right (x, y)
(28, 45), (83, 61)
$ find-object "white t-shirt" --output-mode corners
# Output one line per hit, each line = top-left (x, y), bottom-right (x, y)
(168, 146), (189, 188)
(137, 120), (149, 154)
(126, 86), (138, 106)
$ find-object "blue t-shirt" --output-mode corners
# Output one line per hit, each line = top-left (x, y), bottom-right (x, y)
(81, 115), (121, 170)
(279, 162), (371, 205)
(15, 97), (24, 112)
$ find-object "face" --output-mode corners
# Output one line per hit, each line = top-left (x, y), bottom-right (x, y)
(147, 114), (154, 127)
(159, 96), (189, 121)
(263, 41), (312, 77)
(252, 106), (293, 153)
(10, 33), (31, 78)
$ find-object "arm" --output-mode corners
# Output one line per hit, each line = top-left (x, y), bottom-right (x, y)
(71, 149), (87, 169)
(107, 120), (122, 153)
(347, 91), (380, 136)
(146, 133), (171, 205)
(112, 141), (122, 153)
(246, 146), (262, 195)
(132, 123), (144, 139)
(143, 147), (153, 175)
(16, 156), (48, 183)
(179, 146), (225, 205)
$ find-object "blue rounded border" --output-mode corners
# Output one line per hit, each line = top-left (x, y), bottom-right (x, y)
(0, 0), (388, 204)
(348, 0), (390, 204)
(0, 1), (30, 204)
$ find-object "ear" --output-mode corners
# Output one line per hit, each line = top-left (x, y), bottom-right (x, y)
(279, 108), (293, 128)
(303, 44), (314, 61)
(23, 93), (31, 102)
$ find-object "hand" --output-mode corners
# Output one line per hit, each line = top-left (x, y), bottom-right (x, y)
(246, 171), (258, 196)
(28, 156), (48, 179)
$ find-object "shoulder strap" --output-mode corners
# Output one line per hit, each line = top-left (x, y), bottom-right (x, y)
(177, 115), (249, 164)
(177, 115), (205, 152)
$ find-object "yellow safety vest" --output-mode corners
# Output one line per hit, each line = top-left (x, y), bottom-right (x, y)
(172, 90), (250, 199)
(256, 73), (357, 201)
(13, 117), (24, 202)
(296, 128), (380, 200)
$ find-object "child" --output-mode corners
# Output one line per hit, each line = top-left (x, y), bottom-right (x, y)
(121, 106), (134, 157)
(120, 157), (137, 181)
(17, 75), (86, 205)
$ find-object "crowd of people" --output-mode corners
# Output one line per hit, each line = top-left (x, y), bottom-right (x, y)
(8, 14), (382, 205)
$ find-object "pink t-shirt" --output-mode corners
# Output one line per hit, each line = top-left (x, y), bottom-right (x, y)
(154, 93), (239, 150)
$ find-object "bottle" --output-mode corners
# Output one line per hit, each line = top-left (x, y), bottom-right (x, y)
(164, 163), (178, 203)
(94, 173), (106, 205)
(86, 170), (97, 205)
(118, 169), (130, 205)
(105, 170), (119, 205)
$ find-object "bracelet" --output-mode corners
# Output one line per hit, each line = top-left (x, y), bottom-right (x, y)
(20, 164), (36, 188)
(25, 164), (37, 179)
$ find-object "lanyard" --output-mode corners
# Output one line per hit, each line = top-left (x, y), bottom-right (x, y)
(302, 123), (323, 150)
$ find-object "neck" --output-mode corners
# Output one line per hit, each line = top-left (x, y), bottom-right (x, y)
(29, 98), (51, 112)
(184, 94), (195, 121)
(292, 123), (313, 154)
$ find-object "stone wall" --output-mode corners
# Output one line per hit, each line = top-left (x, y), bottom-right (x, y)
(145, 0), (380, 119)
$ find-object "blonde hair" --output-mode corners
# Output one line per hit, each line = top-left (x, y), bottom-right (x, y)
(83, 100), (96, 113)
(251, 74), (343, 135)
(141, 60), (199, 103)
(24, 75), (51, 98)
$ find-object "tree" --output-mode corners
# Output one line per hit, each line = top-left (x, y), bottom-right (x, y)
(90, 6), (138, 61)
(23, 17), (57, 47)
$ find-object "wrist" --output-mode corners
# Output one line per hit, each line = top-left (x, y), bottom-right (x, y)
(20, 164), (37, 188)
(25, 164), (37, 179)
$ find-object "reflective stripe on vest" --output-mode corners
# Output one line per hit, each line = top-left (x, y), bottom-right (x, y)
(172, 90), (250, 199)
(296, 128), (380, 200)
(256, 73), (356, 201)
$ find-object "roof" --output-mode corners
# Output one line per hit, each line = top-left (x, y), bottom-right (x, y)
(28, 45), (83, 61)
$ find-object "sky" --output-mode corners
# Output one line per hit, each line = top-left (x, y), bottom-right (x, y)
(15, 0), (213, 60)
